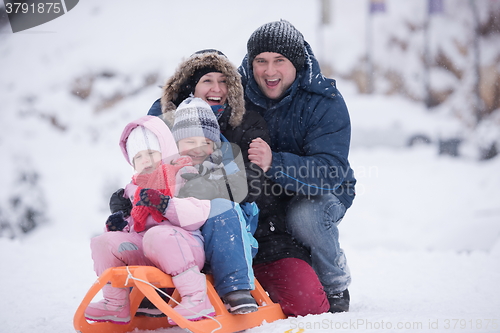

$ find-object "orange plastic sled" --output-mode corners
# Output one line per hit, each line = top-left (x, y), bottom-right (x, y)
(74, 266), (286, 333)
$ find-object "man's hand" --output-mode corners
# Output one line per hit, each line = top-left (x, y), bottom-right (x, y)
(248, 137), (272, 172)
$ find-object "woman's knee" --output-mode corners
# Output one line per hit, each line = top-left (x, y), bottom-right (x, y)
(254, 258), (329, 317)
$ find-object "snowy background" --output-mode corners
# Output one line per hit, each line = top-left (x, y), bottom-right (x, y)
(1, 1), (499, 332)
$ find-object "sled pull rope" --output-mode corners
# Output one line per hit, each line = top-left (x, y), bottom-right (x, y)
(125, 266), (222, 333)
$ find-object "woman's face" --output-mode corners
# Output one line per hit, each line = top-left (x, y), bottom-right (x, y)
(194, 72), (228, 106)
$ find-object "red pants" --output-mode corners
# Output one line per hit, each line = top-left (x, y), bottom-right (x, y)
(253, 258), (329, 317)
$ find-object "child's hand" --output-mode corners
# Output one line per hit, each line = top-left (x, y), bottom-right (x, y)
(136, 188), (170, 214)
(172, 156), (193, 166)
(178, 175), (219, 200)
(181, 173), (201, 181)
(109, 188), (132, 217)
(105, 211), (128, 232)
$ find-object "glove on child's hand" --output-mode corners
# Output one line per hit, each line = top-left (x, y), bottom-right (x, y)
(178, 175), (220, 200)
(109, 188), (132, 217)
(135, 188), (170, 214)
(181, 173), (201, 181)
(105, 211), (128, 231)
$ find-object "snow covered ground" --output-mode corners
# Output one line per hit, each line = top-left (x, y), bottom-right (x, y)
(1, 1), (499, 333)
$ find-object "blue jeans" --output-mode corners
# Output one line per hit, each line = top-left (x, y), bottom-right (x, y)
(286, 193), (351, 295)
(201, 198), (257, 296)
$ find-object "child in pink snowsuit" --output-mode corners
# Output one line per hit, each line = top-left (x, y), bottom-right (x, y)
(85, 115), (215, 324)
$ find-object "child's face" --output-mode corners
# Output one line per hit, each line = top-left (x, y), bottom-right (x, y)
(132, 149), (162, 174)
(177, 137), (215, 165)
(194, 72), (228, 106)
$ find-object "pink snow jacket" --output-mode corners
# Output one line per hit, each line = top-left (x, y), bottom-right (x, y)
(117, 115), (211, 233)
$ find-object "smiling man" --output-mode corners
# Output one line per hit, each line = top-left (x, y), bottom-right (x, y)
(239, 20), (357, 316)
(251, 52), (297, 100)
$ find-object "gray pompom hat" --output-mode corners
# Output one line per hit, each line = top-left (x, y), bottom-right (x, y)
(172, 97), (221, 148)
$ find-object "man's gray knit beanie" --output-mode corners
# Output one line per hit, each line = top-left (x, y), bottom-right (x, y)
(247, 20), (305, 71)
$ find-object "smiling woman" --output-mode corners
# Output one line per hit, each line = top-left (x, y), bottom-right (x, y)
(144, 49), (271, 315)
(194, 72), (228, 106)
(147, 49), (270, 202)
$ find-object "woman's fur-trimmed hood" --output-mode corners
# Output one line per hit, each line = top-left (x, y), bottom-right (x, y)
(160, 51), (245, 128)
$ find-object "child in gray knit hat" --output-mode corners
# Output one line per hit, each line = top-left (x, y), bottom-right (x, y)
(172, 97), (223, 172)
(172, 97), (259, 314)
(172, 97), (249, 203)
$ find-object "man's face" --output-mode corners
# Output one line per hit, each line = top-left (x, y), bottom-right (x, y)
(252, 52), (296, 100)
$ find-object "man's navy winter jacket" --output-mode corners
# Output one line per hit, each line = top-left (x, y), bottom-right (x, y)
(239, 41), (356, 208)
(239, 41), (356, 264)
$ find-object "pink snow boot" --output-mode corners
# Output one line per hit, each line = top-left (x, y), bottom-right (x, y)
(84, 284), (130, 324)
(168, 267), (215, 325)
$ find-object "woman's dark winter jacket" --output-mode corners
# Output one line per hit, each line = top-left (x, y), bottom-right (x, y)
(238, 41), (357, 265)
(148, 51), (270, 203)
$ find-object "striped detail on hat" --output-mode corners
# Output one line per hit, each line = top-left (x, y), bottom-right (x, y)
(172, 97), (221, 147)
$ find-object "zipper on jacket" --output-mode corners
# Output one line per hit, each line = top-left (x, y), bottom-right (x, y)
(269, 221), (275, 232)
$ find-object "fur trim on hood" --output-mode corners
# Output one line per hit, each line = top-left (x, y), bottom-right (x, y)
(160, 51), (245, 128)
